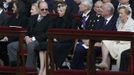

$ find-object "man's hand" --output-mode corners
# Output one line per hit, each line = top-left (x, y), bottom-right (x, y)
(24, 36), (32, 44)
(0, 36), (8, 41)
(94, 42), (102, 47)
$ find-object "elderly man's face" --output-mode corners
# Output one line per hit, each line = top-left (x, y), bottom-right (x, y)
(39, 2), (48, 16)
(79, 3), (88, 12)
(94, 2), (103, 15)
(101, 4), (109, 17)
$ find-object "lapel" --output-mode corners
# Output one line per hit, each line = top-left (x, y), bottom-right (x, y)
(104, 16), (113, 26)
(80, 11), (93, 29)
(102, 15), (117, 30)
(0, 11), (5, 18)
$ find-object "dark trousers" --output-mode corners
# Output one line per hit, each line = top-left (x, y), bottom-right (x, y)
(70, 43), (87, 69)
(70, 43), (101, 69)
(0, 42), (9, 65)
(119, 49), (130, 71)
(53, 42), (73, 68)
(36, 41), (74, 68)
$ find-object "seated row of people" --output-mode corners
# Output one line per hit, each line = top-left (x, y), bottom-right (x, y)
(71, 0), (134, 72)
(98, 6), (134, 71)
(71, 0), (117, 69)
(0, 0), (133, 75)
(0, 1), (76, 75)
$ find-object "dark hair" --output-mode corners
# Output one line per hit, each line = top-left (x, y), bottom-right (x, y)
(0, 1), (3, 8)
(56, 1), (67, 7)
(13, 0), (26, 15)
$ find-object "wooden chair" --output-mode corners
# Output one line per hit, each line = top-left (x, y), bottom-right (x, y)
(0, 26), (37, 75)
(0, 66), (37, 75)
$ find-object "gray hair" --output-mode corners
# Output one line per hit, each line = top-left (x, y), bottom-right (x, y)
(104, 2), (115, 14)
(81, 0), (93, 9)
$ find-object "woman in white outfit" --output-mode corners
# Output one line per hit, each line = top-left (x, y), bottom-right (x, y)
(97, 5), (134, 71)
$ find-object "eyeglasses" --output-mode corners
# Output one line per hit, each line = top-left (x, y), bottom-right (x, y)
(40, 8), (48, 11)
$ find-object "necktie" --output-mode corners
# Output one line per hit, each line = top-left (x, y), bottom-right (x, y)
(81, 16), (86, 29)
(104, 19), (107, 26)
(37, 16), (43, 22)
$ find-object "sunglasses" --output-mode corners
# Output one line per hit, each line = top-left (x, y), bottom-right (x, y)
(40, 8), (48, 11)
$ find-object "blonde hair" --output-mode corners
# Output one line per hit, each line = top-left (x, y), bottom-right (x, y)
(31, 3), (39, 15)
(32, 3), (38, 9)
(118, 5), (132, 16)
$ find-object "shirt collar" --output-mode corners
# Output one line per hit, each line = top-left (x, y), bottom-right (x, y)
(37, 14), (44, 21)
(0, 9), (3, 14)
(82, 10), (91, 17)
(105, 15), (113, 24)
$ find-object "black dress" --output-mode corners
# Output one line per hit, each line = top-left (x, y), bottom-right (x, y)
(37, 7), (77, 68)
(36, 7), (77, 51)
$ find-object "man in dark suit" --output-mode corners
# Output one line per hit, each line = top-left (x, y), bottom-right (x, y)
(0, 1), (9, 26)
(7, 1), (52, 68)
(77, 0), (94, 30)
(0, 1), (9, 39)
(70, 2), (118, 69)
(70, 0), (103, 69)
(0, 1), (9, 66)
(95, 2), (118, 70)
(101, 2), (118, 31)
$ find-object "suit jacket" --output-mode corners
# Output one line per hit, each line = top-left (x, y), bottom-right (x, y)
(0, 11), (9, 26)
(26, 14), (52, 42)
(101, 15), (118, 31)
(87, 11), (104, 30)
(78, 11), (104, 48)
(78, 11), (95, 30)
(52, 8), (77, 43)
(79, 10), (105, 30)
(7, 14), (28, 28)
(6, 14), (28, 42)
(0, 11), (9, 39)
